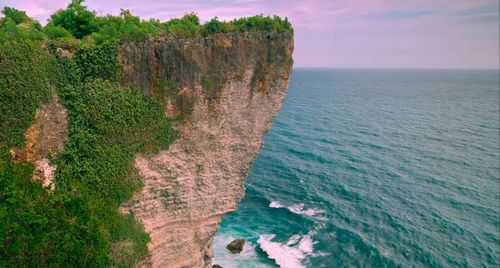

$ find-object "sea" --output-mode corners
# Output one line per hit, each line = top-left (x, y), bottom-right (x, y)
(213, 69), (500, 268)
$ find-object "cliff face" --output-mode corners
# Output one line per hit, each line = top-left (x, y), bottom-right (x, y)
(119, 31), (293, 267)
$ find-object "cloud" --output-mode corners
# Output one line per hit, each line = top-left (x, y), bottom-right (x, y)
(365, 10), (435, 20)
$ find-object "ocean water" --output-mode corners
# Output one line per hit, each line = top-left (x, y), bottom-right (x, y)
(213, 69), (500, 268)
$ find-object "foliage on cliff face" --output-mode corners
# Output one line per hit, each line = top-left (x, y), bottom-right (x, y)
(0, 42), (53, 154)
(74, 42), (121, 81)
(0, 7), (177, 268)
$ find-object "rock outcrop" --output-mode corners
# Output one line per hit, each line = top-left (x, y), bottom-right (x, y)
(226, 239), (245, 254)
(119, 31), (293, 267)
(10, 93), (68, 189)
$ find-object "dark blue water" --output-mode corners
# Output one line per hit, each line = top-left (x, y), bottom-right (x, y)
(213, 69), (500, 268)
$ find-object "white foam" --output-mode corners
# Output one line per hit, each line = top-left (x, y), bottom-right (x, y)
(269, 201), (325, 216)
(297, 235), (314, 253)
(257, 234), (306, 268)
(286, 235), (301, 246)
(269, 201), (285, 208)
(212, 234), (259, 268)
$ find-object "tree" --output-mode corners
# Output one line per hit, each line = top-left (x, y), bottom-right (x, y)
(43, 23), (73, 40)
(201, 17), (222, 35)
(1, 7), (30, 24)
(182, 12), (200, 26)
(49, 0), (97, 39)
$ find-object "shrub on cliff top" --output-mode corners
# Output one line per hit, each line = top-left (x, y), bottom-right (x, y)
(49, 0), (98, 39)
(0, 16), (45, 43)
(1, 7), (30, 25)
(1, 0), (292, 44)
(162, 13), (201, 38)
(200, 15), (293, 36)
(43, 22), (74, 40)
(231, 15), (292, 33)
(90, 9), (155, 44)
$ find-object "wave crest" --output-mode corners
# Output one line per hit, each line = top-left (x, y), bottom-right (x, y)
(257, 234), (316, 268)
(269, 201), (325, 216)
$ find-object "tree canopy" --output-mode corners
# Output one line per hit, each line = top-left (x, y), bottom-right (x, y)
(49, 0), (98, 39)
(1, 0), (292, 45)
(2, 7), (30, 24)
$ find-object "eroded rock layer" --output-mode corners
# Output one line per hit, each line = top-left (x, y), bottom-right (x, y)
(119, 31), (293, 267)
(10, 93), (68, 189)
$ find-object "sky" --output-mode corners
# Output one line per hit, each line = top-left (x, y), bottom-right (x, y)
(2, 0), (499, 69)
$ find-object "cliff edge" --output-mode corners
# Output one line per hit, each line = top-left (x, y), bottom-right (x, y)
(119, 31), (294, 267)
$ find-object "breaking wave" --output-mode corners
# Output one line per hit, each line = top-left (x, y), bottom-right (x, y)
(269, 201), (325, 216)
(257, 234), (316, 268)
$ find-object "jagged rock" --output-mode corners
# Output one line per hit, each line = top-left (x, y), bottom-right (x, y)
(226, 239), (245, 254)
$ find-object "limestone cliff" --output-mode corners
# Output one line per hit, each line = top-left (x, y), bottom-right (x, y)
(119, 31), (294, 267)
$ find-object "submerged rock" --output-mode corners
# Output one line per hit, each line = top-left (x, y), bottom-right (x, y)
(226, 239), (245, 254)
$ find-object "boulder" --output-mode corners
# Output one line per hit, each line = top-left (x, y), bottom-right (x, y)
(226, 239), (245, 254)
(212, 265), (223, 268)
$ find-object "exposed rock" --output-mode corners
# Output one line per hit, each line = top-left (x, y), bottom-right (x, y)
(119, 31), (293, 268)
(226, 239), (245, 254)
(10, 93), (68, 189)
(120, 31), (293, 118)
(55, 47), (74, 58)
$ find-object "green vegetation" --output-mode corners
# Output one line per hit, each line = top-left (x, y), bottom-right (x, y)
(52, 79), (176, 267)
(0, 3), (177, 267)
(200, 75), (218, 98)
(0, 41), (52, 153)
(42, 23), (73, 40)
(2, 7), (30, 25)
(0, 1), (290, 266)
(0, 8), (44, 42)
(74, 42), (121, 81)
(90, 10), (160, 44)
(50, 0), (98, 39)
(0, 41), (176, 268)
(2, 0), (292, 45)
(200, 15), (292, 36)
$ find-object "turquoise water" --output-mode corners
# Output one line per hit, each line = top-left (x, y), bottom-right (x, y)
(213, 69), (500, 268)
